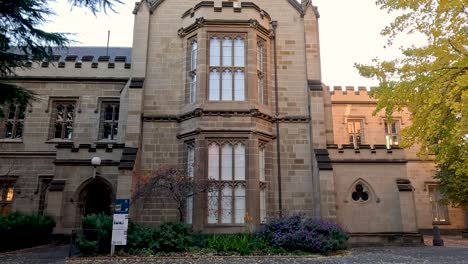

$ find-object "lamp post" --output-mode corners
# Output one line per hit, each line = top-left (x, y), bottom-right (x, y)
(91, 157), (102, 178)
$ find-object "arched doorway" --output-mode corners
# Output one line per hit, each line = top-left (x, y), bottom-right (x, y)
(78, 178), (114, 216)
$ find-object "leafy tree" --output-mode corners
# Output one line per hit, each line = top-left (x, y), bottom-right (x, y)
(0, 0), (122, 116)
(355, 0), (467, 207)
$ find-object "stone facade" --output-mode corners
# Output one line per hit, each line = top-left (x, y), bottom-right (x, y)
(0, 0), (465, 243)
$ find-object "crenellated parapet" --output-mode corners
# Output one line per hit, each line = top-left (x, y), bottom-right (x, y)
(327, 143), (406, 161)
(326, 86), (378, 103)
(11, 47), (132, 79)
(178, 1), (272, 35)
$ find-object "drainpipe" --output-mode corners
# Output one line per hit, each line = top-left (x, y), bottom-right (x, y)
(271, 21), (283, 217)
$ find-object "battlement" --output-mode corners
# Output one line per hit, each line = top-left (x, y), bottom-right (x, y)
(326, 86), (378, 103)
(327, 144), (406, 161)
(11, 47), (132, 78)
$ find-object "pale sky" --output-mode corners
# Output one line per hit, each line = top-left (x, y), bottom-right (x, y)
(44, 0), (408, 87)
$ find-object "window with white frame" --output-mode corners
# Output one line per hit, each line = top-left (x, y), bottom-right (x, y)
(185, 142), (195, 224)
(347, 119), (363, 147)
(1, 104), (25, 139)
(259, 146), (267, 223)
(189, 38), (197, 104)
(50, 101), (75, 139)
(209, 35), (245, 101)
(384, 120), (400, 147)
(99, 102), (119, 140)
(428, 185), (449, 223)
(207, 142), (246, 224)
(257, 39), (267, 104)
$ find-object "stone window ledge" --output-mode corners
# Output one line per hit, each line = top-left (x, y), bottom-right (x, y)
(95, 139), (118, 144)
(432, 221), (451, 225)
(45, 139), (74, 144)
(0, 139), (23, 143)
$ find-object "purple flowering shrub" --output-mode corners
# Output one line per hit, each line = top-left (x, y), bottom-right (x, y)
(256, 213), (348, 254)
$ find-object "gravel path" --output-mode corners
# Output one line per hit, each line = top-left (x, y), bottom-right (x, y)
(0, 237), (467, 264)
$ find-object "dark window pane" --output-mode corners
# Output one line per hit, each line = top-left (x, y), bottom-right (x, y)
(361, 192), (369, 201)
(113, 124), (118, 137)
(103, 123), (112, 139)
(64, 123), (73, 139)
(352, 192), (360, 201)
(66, 105), (74, 121)
(7, 105), (16, 119)
(356, 136), (361, 145)
(4, 122), (13, 138)
(114, 105), (119, 120)
(18, 106), (26, 119)
(15, 122), (23, 138)
(56, 105), (65, 122)
(105, 105), (113, 120)
(356, 184), (363, 192)
(55, 123), (63, 138)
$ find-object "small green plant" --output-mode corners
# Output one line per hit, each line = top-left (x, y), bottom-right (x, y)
(127, 221), (192, 254)
(207, 233), (268, 255)
(76, 238), (97, 256)
(152, 222), (192, 252)
(77, 213), (112, 255)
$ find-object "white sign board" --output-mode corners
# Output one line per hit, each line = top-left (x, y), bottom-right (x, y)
(111, 229), (127, 246)
(112, 214), (129, 230)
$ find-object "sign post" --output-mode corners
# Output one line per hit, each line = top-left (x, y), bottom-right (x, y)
(111, 199), (129, 256)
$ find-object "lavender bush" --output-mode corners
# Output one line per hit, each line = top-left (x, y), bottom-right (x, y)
(256, 213), (348, 254)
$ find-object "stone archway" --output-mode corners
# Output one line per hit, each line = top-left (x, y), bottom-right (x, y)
(78, 177), (114, 216)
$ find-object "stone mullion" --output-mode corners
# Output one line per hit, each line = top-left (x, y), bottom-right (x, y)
(197, 29), (207, 104)
(230, 144), (234, 223)
(217, 143), (222, 224)
(11, 105), (19, 137)
(193, 137), (205, 231)
(246, 135), (259, 225)
(246, 29), (256, 104)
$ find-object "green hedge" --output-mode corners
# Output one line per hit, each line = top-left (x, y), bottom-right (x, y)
(76, 213), (113, 255)
(0, 212), (55, 251)
(77, 214), (193, 256)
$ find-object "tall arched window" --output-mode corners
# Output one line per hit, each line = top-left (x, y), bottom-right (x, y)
(259, 145), (267, 223)
(257, 39), (267, 104)
(1, 104), (25, 139)
(188, 38), (198, 104)
(209, 35), (245, 101)
(207, 142), (246, 224)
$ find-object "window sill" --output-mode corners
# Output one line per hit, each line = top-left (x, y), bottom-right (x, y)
(0, 139), (23, 143)
(95, 139), (118, 144)
(432, 221), (451, 225)
(45, 139), (74, 144)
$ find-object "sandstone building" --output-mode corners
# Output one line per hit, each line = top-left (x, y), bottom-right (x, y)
(0, 0), (466, 244)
